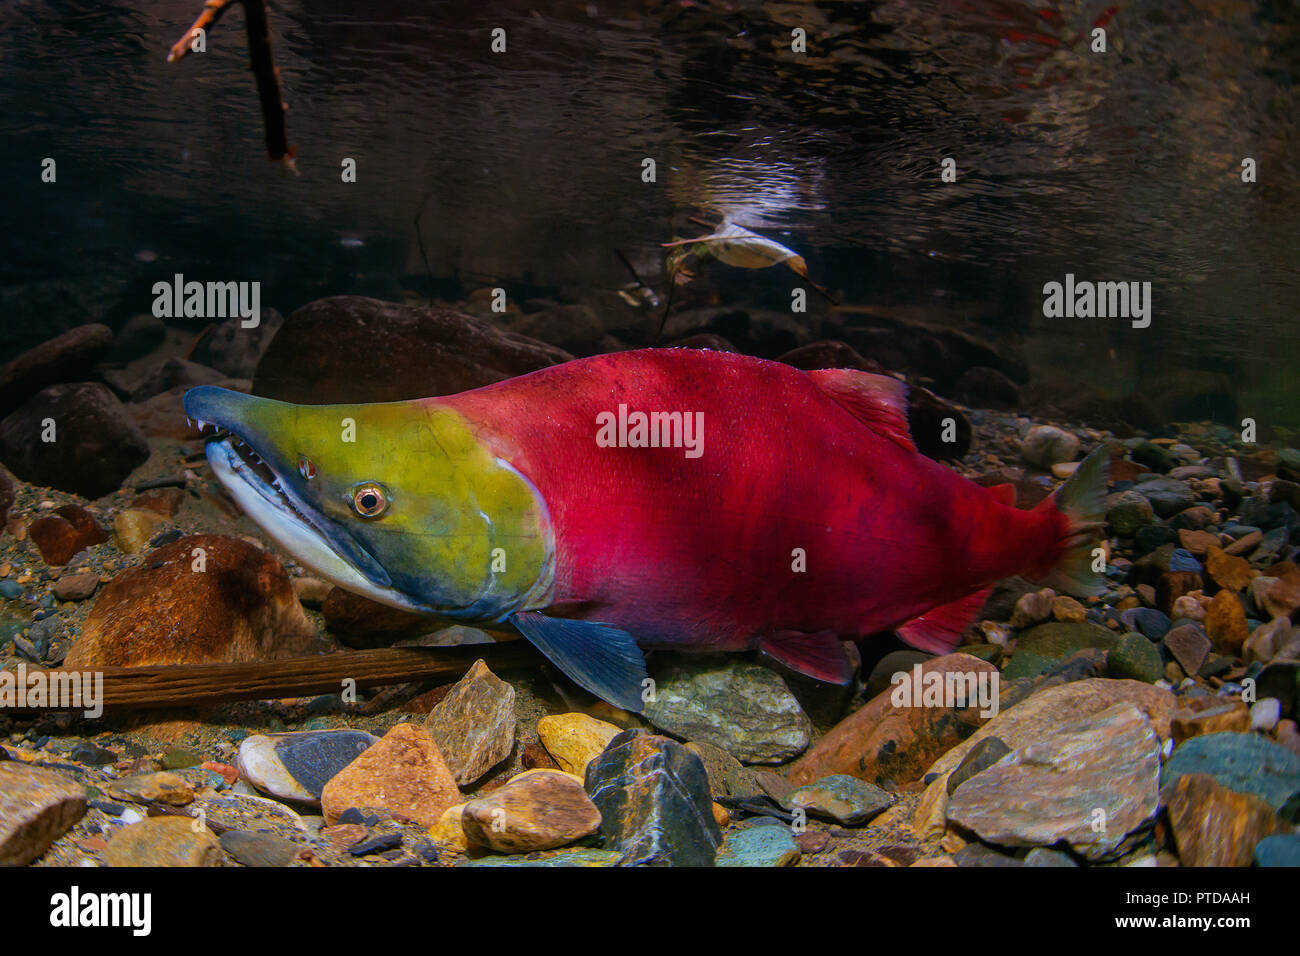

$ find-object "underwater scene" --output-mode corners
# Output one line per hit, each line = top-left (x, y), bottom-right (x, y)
(1, 0), (1299, 895)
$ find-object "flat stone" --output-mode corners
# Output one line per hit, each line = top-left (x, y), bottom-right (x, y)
(320, 723), (460, 827)
(643, 656), (811, 764)
(1253, 833), (1300, 867)
(585, 729), (722, 866)
(104, 816), (222, 867)
(912, 679), (1176, 841)
(1170, 703), (1251, 744)
(1204, 546), (1255, 593)
(1162, 732), (1300, 812)
(219, 830), (301, 867)
(52, 572), (99, 602)
(461, 847), (621, 867)
(1004, 622), (1121, 679)
(1163, 625), (1211, 677)
(1162, 772), (1281, 867)
(0, 763), (87, 865)
(947, 702), (1161, 861)
(461, 769), (601, 853)
(109, 771), (194, 806)
(238, 729), (378, 804)
(787, 774), (892, 825)
(787, 653), (998, 788)
(715, 825), (801, 867)
(536, 712), (622, 778)
(423, 659), (516, 785)
(947, 736), (1012, 795)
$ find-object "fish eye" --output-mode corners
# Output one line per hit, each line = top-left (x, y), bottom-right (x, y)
(298, 456), (316, 480)
(349, 482), (388, 518)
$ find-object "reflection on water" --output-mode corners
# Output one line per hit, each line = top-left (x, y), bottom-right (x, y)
(1, 0), (1297, 419)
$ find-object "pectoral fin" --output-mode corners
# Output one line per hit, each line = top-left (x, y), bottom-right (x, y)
(511, 611), (648, 713)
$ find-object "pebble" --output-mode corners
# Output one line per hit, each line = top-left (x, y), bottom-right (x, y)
(112, 509), (165, 555)
(104, 816), (222, 867)
(1021, 425), (1079, 470)
(109, 771), (194, 807)
(536, 712), (621, 778)
(0, 763), (87, 865)
(320, 723), (460, 828)
(786, 775), (893, 825)
(1170, 703), (1251, 744)
(1204, 590), (1250, 654)
(1108, 632), (1165, 684)
(219, 830), (301, 867)
(461, 769), (601, 853)
(423, 659), (517, 785)
(237, 729), (377, 805)
(28, 505), (107, 566)
(1162, 772), (1282, 867)
(1251, 698), (1282, 732)
(642, 657), (811, 764)
(715, 825), (801, 867)
(1163, 625), (1211, 677)
(1253, 833), (1300, 867)
(52, 572), (99, 602)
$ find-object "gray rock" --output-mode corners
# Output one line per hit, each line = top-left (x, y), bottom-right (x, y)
(643, 656), (812, 763)
(1021, 425), (1080, 469)
(237, 730), (378, 805)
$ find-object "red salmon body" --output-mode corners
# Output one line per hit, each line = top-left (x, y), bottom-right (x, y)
(442, 348), (1103, 665)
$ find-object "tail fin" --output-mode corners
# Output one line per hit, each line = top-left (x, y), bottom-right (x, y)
(1035, 445), (1110, 598)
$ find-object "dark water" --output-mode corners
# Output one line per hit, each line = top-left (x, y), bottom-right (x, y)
(3, 0), (1298, 421)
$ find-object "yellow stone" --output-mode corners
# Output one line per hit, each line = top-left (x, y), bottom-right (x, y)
(536, 713), (621, 777)
(113, 509), (164, 555)
(428, 803), (470, 854)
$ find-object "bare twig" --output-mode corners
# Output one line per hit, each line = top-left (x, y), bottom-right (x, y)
(168, 0), (295, 168)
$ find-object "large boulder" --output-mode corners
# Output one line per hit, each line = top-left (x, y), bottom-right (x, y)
(251, 296), (572, 403)
(0, 382), (149, 498)
(0, 324), (113, 416)
(65, 534), (319, 667)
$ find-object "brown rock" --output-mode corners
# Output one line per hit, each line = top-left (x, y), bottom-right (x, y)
(461, 769), (601, 853)
(1010, 588), (1055, 628)
(320, 723), (460, 828)
(104, 816), (221, 867)
(1225, 531), (1263, 557)
(0, 382), (150, 498)
(252, 296), (572, 404)
(520, 742), (559, 771)
(130, 486), (185, 517)
(52, 572), (99, 602)
(912, 679), (1176, 840)
(786, 653), (998, 788)
(1162, 773), (1281, 867)
(321, 823), (368, 848)
(777, 340), (883, 373)
(1177, 529), (1220, 558)
(112, 508), (164, 555)
(0, 324), (113, 415)
(65, 534), (318, 667)
(109, 771), (194, 806)
(1204, 589), (1250, 655)
(1170, 702), (1251, 744)
(1263, 571), (1300, 620)
(321, 587), (437, 647)
(1163, 625), (1211, 677)
(946, 703), (1161, 861)
(1204, 546), (1255, 594)
(1157, 572), (1204, 617)
(1051, 595), (1087, 623)
(423, 659), (516, 785)
(28, 505), (107, 565)
(0, 763), (87, 865)
(0, 464), (13, 527)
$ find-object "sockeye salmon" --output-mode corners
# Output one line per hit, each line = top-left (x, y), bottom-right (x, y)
(183, 348), (1107, 712)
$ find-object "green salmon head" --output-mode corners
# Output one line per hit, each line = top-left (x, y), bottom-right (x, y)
(182, 386), (554, 622)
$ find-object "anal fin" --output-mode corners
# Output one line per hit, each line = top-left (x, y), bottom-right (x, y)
(759, 631), (856, 685)
(511, 611), (648, 713)
(895, 588), (992, 655)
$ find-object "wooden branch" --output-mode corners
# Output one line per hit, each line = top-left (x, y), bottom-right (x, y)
(6, 643), (543, 715)
(168, 0), (295, 168)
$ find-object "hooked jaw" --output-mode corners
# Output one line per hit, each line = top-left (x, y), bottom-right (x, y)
(182, 386), (428, 613)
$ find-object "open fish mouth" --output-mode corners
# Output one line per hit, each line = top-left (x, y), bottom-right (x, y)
(182, 394), (425, 612)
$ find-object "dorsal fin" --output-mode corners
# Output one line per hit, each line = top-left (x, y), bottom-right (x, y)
(807, 369), (915, 452)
